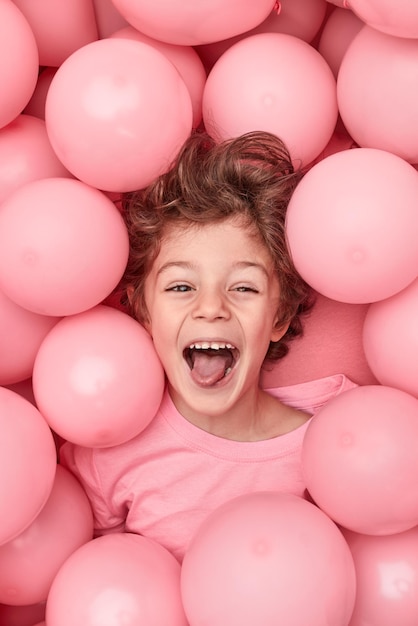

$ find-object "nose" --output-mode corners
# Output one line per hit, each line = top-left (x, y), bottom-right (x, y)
(191, 287), (231, 321)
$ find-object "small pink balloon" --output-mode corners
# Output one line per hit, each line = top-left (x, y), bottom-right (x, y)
(12, 0), (98, 67)
(110, 0), (276, 45)
(0, 0), (38, 129)
(0, 287), (59, 385)
(286, 147), (418, 303)
(202, 33), (338, 168)
(32, 305), (165, 447)
(338, 26), (418, 164)
(45, 38), (193, 192)
(0, 465), (93, 606)
(318, 7), (364, 79)
(0, 387), (56, 546)
(182, 492), (356, 626)
(0, 114), (71, 205)
(111, 26), (206, 128)
(344, 526), (418, 626)
(363, 277), (418, 398)
(0, 177), (129, 316)
(302, 385), (418, 535)
(46, 533), (188, 626)
(347, 0), (418, 38)
(24, 67), (58, 120)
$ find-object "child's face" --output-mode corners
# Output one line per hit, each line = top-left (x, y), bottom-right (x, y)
(143, 219), (288, 421)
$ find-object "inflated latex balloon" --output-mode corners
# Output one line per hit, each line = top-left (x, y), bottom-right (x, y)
(111, 26), (206, 128)
(286, 147), (418, 303)
(0, 387), (56, 546)
(92, 0), (128, 38)
(12, 0), (98, 67)
(0, 0), (38, 129)
(182, 491), (356, 626)
(0, 114), (71, 205)
(0, 601), (46, 626)
(45, 38), (193, 192)
(0, 465), (93, 606)
(0, 288), (59, 386)
(110, 0), (275, 45)
(0, 177), (129, 316)
(363, 277), (418, 398)
(318, 7), (364, 79)
(347, 0), (418, 38)
(46, 533), (188, 626)
(344, 527), (418, 626)
(203, 33), (338, 168)
(302, 385), (418, 535)
(32, 305), (165, 447)
(338, 26), (418, 164)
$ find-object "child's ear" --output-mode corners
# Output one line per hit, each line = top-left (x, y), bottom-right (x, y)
(126, 285), (152, 335)
(271, 320), (290, 343)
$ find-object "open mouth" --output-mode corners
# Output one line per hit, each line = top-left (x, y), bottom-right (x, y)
(183, 341), (239, 387)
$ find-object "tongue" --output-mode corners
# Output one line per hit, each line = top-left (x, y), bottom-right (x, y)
(190, 350), (232, 386)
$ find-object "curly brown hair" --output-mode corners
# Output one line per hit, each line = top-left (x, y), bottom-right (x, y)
(119, 130), (313, 361)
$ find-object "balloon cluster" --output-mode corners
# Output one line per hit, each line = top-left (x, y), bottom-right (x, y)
(1, 0), (418, 624)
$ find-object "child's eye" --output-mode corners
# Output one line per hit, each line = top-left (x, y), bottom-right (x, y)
(234, 286), (259, 293)
(166, 284), (193, 292)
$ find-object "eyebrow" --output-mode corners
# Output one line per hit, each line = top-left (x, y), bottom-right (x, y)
(156, 261), (270, 278)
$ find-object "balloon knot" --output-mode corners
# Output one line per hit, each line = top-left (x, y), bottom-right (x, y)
(274, 1), (282, 16)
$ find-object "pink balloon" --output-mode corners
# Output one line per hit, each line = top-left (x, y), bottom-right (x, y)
(363, 277), (418, 398)
(92, 0), (129, 38)
(286, 147), (418, 303)
(0, 387), (56, 546)
(45, 38), (193, 192)
(0, 465), (93, 606)
(46, 533), (188, 626)
(111, 26), (206, 128)
(347, 0), (418, 38)
(202, 33), (338, 168)
(0, 0), (38, 129)
(32, 305), (165, 447)
(302, 385), (418, 535)
(182, 492), (356, 626)
(24, 67), (58, 120)
(110, 0), (276, 45)
(0, 287), (59, 385)
(344, 526), (418, 626)
(0, 114), (71, 205)
(12, 0), (98, 67)
(196, 0), (328, 73)
(318, 7), (364, 79)
(338, 26), (418, 164)
(0, 177), (129, 316)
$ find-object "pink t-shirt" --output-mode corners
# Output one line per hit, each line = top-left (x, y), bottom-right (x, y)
(60, 374), (357, 562)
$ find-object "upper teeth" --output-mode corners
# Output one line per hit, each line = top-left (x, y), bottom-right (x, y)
(189, 342), (235, 350)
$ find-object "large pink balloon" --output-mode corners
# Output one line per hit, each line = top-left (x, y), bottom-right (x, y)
(347, 0), (418, 38)
(363, 277), (418, 398)
(302, 385), (418, 535)
(286, 147), (418, 303)
(0, 465), (93, 606)
(202, 33), (338, 168)
(32, 305), (165, 447)
(0, 114), (71, 205)
(0, 0), (38, 129)
(111, 26), (207, 128)
(46, 533), (188, 626)
(0, 387), (56, 546)
(182, 491), (356, 626)
(318, 7), (364, 79)
(0, 177), (129, 316)
(344, 527), (418, 626)
(110, 0), (275, 45)
(0, 288), (59, 386)
(338, 26), (418, 164)
(45, 38), (193, 192)
(12, 0), (98, 67)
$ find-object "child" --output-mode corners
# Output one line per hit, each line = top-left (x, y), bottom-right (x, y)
(60, 130), (356, 562)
